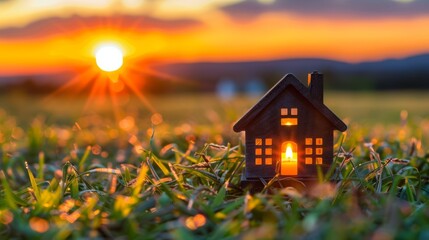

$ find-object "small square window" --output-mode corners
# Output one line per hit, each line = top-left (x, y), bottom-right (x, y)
(291, 108), (298, 115)
(255, 138), (262, 146)
(281, 108), (288, 116)
(316, 138), (323, 145)
(316, 157), (323, 165)
(255, 148), (262, 155)
(265, 138), (272, 146)
(265, 148), (272, 155)
(305, 157), (312, 164)
(305, 148), (313, 155)
(305, 138), (313, 145)
(266, 158), (273, 165)
(255, 158), (262, 165)
(316, 148), (323, 155)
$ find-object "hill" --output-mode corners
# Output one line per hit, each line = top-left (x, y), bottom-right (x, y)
(154, 53), (429, 91)
(2, 53), (429, 93)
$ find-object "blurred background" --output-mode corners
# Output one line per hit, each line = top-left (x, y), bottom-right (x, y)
(1, 0), (429, 139)
(1, 3), (428, 239)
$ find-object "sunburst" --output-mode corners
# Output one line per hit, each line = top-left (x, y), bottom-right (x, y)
(95, 43), (123, 72)
(43, 17), (188, 125)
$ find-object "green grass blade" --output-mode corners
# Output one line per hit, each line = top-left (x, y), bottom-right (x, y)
(71, 174), (79, 199)
(146, 156), (161, 180)
(172, 149), (199, 163)
(0, 170), (18, 210)
(224, 157), (245, 184)
(150, 154), (170, 176)
(132, 163), (148, 197)
(168, 162), (185, 192)
(405, 178), (416, 202)
(25, 161), (41, 202)
(79, 167), (121, 176)
(79, 146), (91, 172)
(212, 181), (227, 208)
(123, 165), (132, 184)
(38, 151), (45, 180)
(61, 162), (71, 197)
(175, 165), (219, 183)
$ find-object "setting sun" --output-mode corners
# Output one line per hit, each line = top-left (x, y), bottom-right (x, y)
(95, 43), (123, 72)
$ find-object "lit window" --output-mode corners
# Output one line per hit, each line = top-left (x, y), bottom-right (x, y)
(281, 118), (298, 126)
(281, 108), (288, 115)
(254, 138), (273, 165)
(280, 108), (298, 126)
(281, 141), (298, 175)
(305, 139), (324, 164)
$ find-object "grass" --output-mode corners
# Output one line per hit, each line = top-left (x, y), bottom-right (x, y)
(0, 92), (429, 239)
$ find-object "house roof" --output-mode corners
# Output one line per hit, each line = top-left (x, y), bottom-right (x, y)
(233, 74), (347, 132)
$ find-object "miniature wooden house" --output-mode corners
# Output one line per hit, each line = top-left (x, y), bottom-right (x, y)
(233, 72), (347, 186)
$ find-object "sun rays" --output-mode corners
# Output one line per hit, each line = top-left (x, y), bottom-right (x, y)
(40, 16), (195, 126)
(46, 63), (155, 123)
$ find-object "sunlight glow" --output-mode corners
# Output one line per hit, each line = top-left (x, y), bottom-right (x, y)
(95, 44), (123, 72)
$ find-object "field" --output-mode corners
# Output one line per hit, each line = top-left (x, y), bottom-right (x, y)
(1, 91), (429, 239)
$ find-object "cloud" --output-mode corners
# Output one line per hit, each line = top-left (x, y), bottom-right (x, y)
(221, 0), (429, 19)
(0, 14), (202, 39)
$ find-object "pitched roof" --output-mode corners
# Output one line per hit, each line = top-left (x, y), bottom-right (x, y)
(233, 74), (347, 132)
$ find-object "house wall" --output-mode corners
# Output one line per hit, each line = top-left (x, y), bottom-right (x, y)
(244, 86), (336, 179)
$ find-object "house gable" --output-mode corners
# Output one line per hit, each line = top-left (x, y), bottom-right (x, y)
(233, 74), (347, 133)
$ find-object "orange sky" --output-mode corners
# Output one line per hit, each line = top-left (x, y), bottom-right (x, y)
(1, 0), (429, 76)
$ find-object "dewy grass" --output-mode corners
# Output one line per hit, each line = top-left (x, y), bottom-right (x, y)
(0, 94), (428, 239)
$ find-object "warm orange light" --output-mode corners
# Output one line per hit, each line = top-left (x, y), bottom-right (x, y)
(281, 118), (298, 126)
(281, 142), (298, 175)
(3, 14), (429, 76)
(95, 43), (123, 72)
(285, 144), (293, 159)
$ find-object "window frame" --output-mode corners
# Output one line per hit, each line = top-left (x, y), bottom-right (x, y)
(280, 107), (298, 126)
(304, 137), (324, 165)
(254, 138), (273, 165)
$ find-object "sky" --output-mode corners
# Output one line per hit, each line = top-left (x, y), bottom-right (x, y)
(1, 0), (429, 76)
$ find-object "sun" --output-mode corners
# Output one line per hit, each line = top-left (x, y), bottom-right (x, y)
(95, 43), (124, 72)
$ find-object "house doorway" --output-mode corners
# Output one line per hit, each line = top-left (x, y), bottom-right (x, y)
(281, 141), (298, 175)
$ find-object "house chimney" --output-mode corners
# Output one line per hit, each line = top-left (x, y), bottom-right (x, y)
(308, 71), (323, 102)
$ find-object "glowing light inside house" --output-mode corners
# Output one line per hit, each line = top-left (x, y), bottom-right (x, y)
(281, 142), (298, 175)
(281, 118), (298, 126)
(286, 144), (293, 159)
